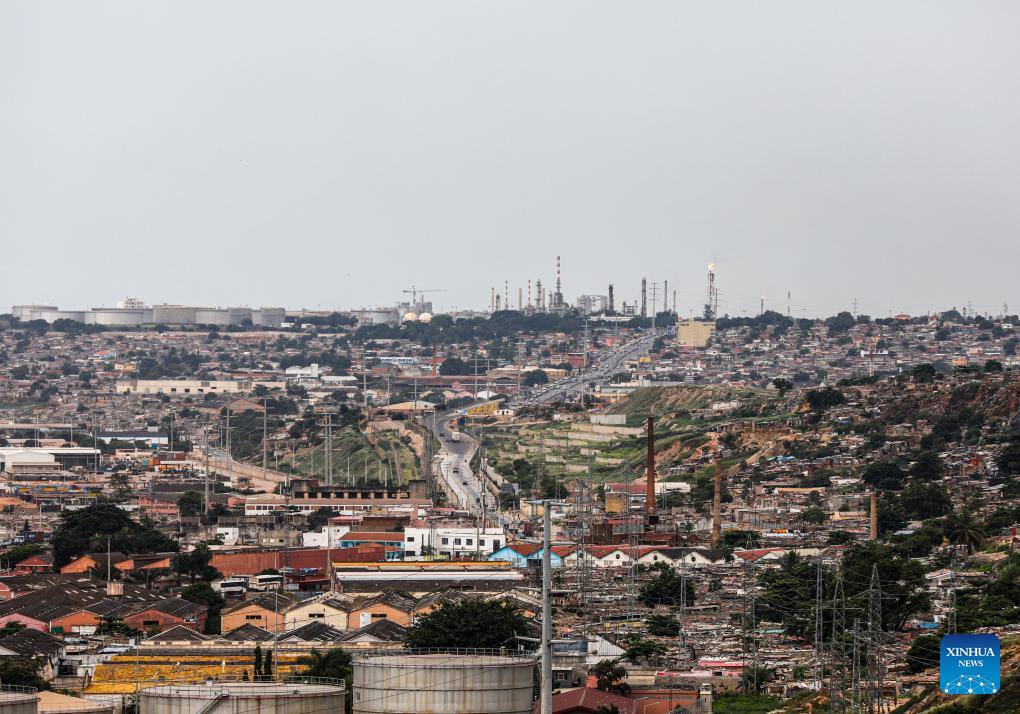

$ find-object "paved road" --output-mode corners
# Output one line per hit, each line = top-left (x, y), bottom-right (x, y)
(423, 330), (658, 518)
(515, 329), (658, 407)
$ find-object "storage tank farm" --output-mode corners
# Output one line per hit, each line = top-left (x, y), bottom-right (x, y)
(0, 686), (40, 714)
(352, 652), (534, 714)
(138, 682), (346, 714)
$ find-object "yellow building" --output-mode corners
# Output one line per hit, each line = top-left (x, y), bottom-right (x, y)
(677, 319), (716, 348)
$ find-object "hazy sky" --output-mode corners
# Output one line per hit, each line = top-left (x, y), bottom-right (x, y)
(3, 2), (1019, 318)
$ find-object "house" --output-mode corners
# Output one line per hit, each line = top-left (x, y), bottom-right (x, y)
(489, 543), (542, 567)
(528, 545), (577, 569)
(217, 623), (273, 643)
(278, 621), (346, 644)
(336, 619), (405, 647)
(144, 625), (213, 646)
(283, 594), (352, 631)
(347, 592), (417, 628)
(59, 553), (129, 575)
(12, 554), (52, 575)
(121, 598), (207, 634)
(220, 593), (296, 633)
(0, 627), (66, 680)
(542, 688), (638, 714)
(637, 548), (731, 569)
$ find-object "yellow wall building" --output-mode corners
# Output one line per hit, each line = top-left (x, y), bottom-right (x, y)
(677, 319), (716, 348)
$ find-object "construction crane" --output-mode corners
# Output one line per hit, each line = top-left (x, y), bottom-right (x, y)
(402, 286), (445, 310)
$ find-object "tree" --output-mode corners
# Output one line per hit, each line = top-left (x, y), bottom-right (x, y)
(0, 657), (49, 690)
(827, 530), (855, 545)
(996, 442), (1020, 476)
(645, 613), (680, 637)
(985, 359), (1003, 373)
(740, 664), (774, 694)
(524, 369), (549, 387)
(590, 659), (631, 696)
(862, 461), (906, 491)
(898, 482), (951, 520)
(297, 648), (353, 685)
(639, 565), (695, 608)
(805, 387), (846, 411)
(254, 645), (263, 680)
(800, 507), (827, 525)
(438, 357), (468, 376)
(109, 472), (132, 502)
(905, 634), (940, 674)
(175, 544), (221, 582)
(911, 363), (937, 383)
(181, 581), (225, 634)
(403, 599), (531, 650)
(624, 638), (667, 662)
(909, 450), (943, 482)
(771, 378), (793, 397)
(50, 502), (178, 568)
(177, 491), (203, 518)
(948, 510), (986, 554)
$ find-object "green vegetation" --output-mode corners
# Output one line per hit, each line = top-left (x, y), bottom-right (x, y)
(712, 695), (782, 713)
(403, 599), (532, 650)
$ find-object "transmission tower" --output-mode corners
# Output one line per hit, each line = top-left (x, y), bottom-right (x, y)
(830, 573), (847, 714)
(865, 564), (885, 714)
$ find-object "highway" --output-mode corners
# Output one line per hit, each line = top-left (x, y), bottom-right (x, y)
(425, 329), (657, 517)
(515, 329), (658, 407)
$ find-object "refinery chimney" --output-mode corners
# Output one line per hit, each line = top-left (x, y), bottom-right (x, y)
(641, 278), (648, 318)
(608, 284), (615, 313)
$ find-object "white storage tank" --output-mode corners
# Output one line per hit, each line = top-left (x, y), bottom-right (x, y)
(139, 682), (345, 714)
(90, 308), (147, 326)
(151, 305), (196, 325)
(195, 308), (231, 326)
(39, 690), (113, 714)
(352, 654), (534, 714)
(0, 686), (39, 714)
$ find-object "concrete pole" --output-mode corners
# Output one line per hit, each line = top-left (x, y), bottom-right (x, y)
(541, 499), (553, 714)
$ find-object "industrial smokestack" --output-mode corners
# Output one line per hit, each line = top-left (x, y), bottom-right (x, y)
(646, 416), (656, 518)
(870, 492), (878, 540)
(608, 284), (615, 313)
(711, 452), (723, 548)
(663, 280), (668, 313)
(641, 278), (647, 318)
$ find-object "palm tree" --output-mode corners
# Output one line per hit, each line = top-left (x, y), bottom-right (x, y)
(780, 550), (801, 572)
(296, 648), (353, 683)
(949, 510), (986, 554)
(591, 659), (631, 696)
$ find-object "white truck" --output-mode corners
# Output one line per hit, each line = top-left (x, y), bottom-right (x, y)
(450, 430), (461, 442)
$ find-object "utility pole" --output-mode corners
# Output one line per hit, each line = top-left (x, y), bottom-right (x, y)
(203, 425), (210, 516)
(262, 398), (268, 472)
(830, 573), (847, 714)
(540, 499), (553, 714)
(814, 560), (824, 692)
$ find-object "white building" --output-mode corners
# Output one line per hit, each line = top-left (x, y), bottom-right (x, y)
(302, 524), (352, 549)
(403, 526), (506, 558)
(116, 379), (252, 395)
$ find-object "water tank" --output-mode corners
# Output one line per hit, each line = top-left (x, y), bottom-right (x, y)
(352, 654), (533, 714)
(139, 682), (345, 714)
(195, 308), (230, 326)
(403, 312), (418, 323)
(418, 313), (433, 323)
(0, 686), (38, 714)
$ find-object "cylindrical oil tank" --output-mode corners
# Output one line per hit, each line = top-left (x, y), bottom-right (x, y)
(194, 308), (230, 326)
(0, 686), (39, 714)
(39, 690), (113, 714)
(151, 305), (196, 325)
(254, 307), (285, 327)
(140, 683), (344, 714)
(90, 308), (146, 326)
(227, 307), (252, 325)
(352, 654), (534, 714)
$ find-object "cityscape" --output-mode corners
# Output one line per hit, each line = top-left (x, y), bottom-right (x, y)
(3, 3), (1020, 714)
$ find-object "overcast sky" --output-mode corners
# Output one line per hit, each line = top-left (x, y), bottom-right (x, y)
(2, 2), (1019, 318)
